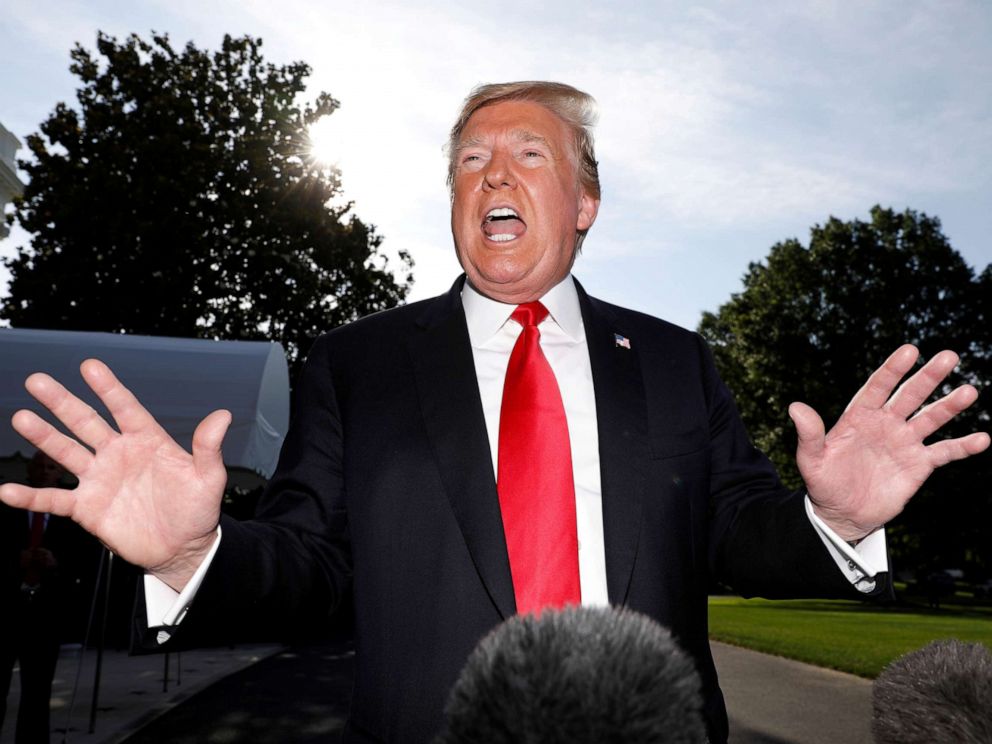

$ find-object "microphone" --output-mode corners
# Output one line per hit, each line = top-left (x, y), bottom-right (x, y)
(435, 605), (707, 744)
(872, 638), (992, 743)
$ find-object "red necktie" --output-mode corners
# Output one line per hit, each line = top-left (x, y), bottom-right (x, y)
(497, 302), (581, 614)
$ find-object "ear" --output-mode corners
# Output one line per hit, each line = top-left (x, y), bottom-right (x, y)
(576, 190), (600, 231)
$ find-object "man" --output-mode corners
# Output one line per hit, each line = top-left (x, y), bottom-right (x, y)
(1, 82), (987, 743)
(1, 451), (99, 744)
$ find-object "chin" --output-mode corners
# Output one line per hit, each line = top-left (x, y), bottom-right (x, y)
(466, 254), (527, 283)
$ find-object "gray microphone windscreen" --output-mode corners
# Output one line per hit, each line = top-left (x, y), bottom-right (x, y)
(872, 638), (992, 743)
(435, 605), (706, 744)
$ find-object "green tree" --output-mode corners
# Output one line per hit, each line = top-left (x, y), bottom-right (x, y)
(2, 32), (413, 378)
(699, 206), (990, 575)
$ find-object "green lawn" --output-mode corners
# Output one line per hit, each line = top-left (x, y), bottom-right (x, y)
(707, 595), (992, 678)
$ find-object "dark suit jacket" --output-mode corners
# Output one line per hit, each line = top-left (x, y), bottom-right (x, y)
(1, 504), (101, 644)
(145, 276), (882, 743)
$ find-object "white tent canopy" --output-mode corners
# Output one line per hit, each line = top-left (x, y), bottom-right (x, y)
(0, 328), (289, 478)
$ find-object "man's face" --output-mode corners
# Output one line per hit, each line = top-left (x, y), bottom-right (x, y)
(451, 100), (599, 304)
(28, 452), (63, 488)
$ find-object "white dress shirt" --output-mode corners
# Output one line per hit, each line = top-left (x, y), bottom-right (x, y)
(461, 275), (886, 599)
(147, 274), (887, 631)
(462, 275), (610, 605)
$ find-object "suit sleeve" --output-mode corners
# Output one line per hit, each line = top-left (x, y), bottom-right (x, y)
(697, 336), (891, 600)
(135, 335), (353, 649)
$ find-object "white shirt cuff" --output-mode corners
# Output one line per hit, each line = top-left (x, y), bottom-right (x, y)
(143, 526), (222, 644)
(805, 496), (887, 593)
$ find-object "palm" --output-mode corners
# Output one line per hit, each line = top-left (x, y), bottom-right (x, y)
(70, 423), (223, 569)
(0, 360), (230, 584)
(791, 346), (989, 541)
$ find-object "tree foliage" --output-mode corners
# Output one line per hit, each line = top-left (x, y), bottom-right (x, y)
(699, 206), (990, 574)
(2, 32), (413, 377)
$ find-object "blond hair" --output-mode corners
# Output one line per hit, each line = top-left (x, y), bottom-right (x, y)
(446, 81), (601, 200)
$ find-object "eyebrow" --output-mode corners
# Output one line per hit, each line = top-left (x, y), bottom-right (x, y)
(511, 129), (551, 148)
(455, 129), (553, 153)
(454, 135), (486, 153)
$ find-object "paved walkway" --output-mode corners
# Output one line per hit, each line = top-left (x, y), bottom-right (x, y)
(3, 639), (874, 743)
(1, 643), (283, 744)
(119, 644), (355, 744)
(712, 641), (874, 744)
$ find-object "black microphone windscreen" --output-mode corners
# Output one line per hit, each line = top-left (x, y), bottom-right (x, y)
(435, 606), (706, 744)
(872, 638), (992, 744)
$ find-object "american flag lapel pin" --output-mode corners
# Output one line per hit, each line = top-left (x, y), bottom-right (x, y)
(614, 333), (631, 350)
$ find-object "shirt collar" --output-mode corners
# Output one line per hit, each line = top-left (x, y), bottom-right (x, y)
(462, 274), (584, 346)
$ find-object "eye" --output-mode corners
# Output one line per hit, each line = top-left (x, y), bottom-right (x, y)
(459, 152), (487, 171)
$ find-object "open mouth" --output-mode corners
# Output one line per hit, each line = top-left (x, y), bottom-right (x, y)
(482, 207), (526, 243)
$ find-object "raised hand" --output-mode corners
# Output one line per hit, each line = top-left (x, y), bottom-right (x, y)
(0, 359), (231, 591)
(788, 345), (990, 542)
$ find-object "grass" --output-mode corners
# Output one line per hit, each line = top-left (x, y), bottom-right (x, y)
(707, 593), (992, 678)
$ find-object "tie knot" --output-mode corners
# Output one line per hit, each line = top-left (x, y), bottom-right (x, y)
(511, 301), (549, 328)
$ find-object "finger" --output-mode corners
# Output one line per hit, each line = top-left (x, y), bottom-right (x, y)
(846, 345), (919, 411)
(789, 402), (826, 458)
(927, 432), (991, 468)
(908, 384), (979, 440)
(886, 350), (960, 420)
(0, 483), (77, 517)
(24, 372), (117, 450)
(191, 409), (232, 480)
(81, 359), (163, 436)
(11, 410), (95, 477)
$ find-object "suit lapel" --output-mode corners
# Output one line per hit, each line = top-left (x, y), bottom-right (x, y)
(576, 281), (649, 606)
(406, 276), (648, 614)
(407, 277), (516, 619)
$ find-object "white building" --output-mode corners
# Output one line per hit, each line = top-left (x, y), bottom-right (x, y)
(0, 122), (25, 238)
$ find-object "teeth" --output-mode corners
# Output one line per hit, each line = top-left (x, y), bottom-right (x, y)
(487, 233), (516, 242)
(486, 207), (518, 220)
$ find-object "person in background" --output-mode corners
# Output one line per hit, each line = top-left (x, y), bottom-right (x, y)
(1, 451), (99, 744)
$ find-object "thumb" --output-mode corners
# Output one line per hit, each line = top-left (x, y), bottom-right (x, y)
(788, 401), (825, 459)
(192, 409), (232, 478)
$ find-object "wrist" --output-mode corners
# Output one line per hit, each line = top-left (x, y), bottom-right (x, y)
(809, 503), (879, 543)
(149, 531), (218, 593)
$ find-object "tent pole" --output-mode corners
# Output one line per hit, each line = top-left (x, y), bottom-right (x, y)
(88, 551), (113, 734)
(61, 545), (108, 743)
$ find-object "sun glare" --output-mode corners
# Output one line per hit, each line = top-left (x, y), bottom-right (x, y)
(308, 116), (340, 167)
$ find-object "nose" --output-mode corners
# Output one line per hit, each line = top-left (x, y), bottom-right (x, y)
(482, 151), (516, 191)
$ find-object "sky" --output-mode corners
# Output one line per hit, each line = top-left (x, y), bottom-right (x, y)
(1, 0), (989, 332)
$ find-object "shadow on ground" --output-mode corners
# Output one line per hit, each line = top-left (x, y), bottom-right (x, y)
(120, 643), (354, 744)
(728, 723), (796, 744)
